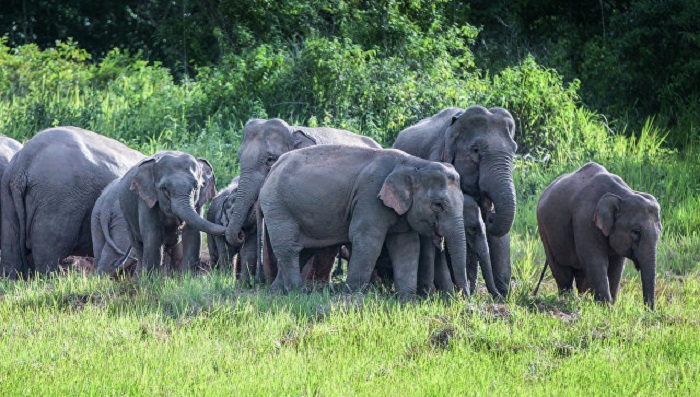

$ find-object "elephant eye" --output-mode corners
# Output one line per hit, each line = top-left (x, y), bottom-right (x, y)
(632, 230), (641, 242)
(432, 202), (445, 213)
(160, 186), (170, 198)
(266, 155), (278, 166)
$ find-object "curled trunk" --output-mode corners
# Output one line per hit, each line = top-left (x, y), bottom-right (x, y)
(226, 171), (265, 246)
(172, 197), (226, 236)
(472, 237), (503, 299)
(480, 159), (516, 237)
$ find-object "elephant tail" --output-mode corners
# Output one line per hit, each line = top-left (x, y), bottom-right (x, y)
(10, 172), (29, 274)
(101, 211), (126, 257)
(533, 260), (549, 297)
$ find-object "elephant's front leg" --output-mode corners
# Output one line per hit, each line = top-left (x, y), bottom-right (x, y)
(138, 204), (164, 273)
(385, 231), (419, 298)
(238, 237), (258, 285)
(433, 249), (455, 293)
(487, 232), (511, 297)
(417, 236), (436, 295)
(180, 224), (201, 271)
(346, 221), (388, 292)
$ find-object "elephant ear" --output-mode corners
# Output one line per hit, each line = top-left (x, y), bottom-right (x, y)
(441, 110), (464, 163)
(290, 129), (317, 149)
(130, 158), (158, 208)
(197, 159), (217, 209)
(379, 166), (413, 215)
(594, 193), (621, 236)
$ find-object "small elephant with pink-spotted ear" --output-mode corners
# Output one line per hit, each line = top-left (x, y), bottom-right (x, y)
(259, 145), (468, 298)
(535, 162), (662, 309)
(117, 150), (225, 274)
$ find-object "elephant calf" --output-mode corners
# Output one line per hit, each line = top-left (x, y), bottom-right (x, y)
(118, 151), (225, 274)
(535, 162), (662, 309)
(260, 145), (468, 297)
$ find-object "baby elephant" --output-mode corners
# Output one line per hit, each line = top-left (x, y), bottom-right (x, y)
(118, 151), (225, 274)
(260, 145), (468, 297)
(535, 162), (661, 309)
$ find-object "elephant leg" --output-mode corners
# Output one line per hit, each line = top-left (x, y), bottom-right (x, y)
(347, 222), (388, 292)
(607, 256), (625, 302)
(180, 224), (201, 271)
(487, 232), (511, 297)
(417, 236), (436, 295)
(574, 270), (590, 294)
(466, 255), (479, 294)
(261, 226), (276, 283)
(385, 231), (419, 298)
(550, 263), (575, 294)
(30, 224), (79, 275)
(238, 238), (257, 285)
(434, 249), (455, 292)
(138, 205), (164, 273)
(265, 220), (302, 293)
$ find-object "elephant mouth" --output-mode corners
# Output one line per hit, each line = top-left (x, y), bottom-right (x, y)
(433, 231), (445, 250)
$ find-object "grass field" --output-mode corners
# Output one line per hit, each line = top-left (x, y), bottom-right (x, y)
(1, 229), (698, 396)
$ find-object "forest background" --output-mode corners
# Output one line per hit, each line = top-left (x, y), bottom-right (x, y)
(0, 1), (699, 394)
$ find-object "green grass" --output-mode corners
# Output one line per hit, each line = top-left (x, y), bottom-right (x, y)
(1, 249), (699, 395)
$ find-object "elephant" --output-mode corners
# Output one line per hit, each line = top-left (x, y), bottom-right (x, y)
(0, 136), (23, 246)
(431, 193), (501, 298)
(534, 162), (662, 309)
(206, 176), (261, 283)
(259, 145), (468, 298)
(393, 106), (517, 296)
(91, 179), (141, 275)
(1, 127), (144, 278)
(225, 118), (381, 250)
(117, 150), (225, 274)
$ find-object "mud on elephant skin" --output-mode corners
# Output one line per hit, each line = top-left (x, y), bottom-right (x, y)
(393, 105), (517, 297)
(535, 162), (662, 309)
(1, 127), (144, 278)
(260, 145), (468, 298)
(225, 117), (381, 249)
(118, 150), (224, 275)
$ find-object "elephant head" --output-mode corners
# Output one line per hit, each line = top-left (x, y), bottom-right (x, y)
(226, 118), (316, 247)
(442, 106), (517, 237)
(593, 192), (662, 309)
(130, 152), (226, 236)
(379, 161), (469, 293)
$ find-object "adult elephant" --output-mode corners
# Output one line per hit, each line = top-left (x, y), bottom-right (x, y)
(260, 145), (468, 298)
(534, 162), (661, 309)
(0, 136), (23, 246)
(1, 127), (143, 278)
(393, 106), (517, 296)
(225, 118), (381, 249)
(118, 151), (224, 274)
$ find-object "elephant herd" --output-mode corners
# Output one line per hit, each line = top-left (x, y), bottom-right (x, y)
(0, 105), (661, 309)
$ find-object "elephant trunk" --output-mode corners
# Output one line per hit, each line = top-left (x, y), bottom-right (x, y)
(639, 248), (657, 310)
(472, 234), (503, 300)
(480, 157), (516, 237)
(226, 171), (265, 247)
(445, 216), (469, 295)
(172, 196), (227, 236)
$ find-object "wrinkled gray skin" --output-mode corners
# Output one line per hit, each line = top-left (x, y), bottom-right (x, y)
(93, 161), (217, 275)
(206, 176), (260, 282)
(393, 106), (517, 296)
(91, 179), (141, 275)
(1, 127), (143, 278)
(118, 151), (225, 274)
(0, 136), (23, 246)
(225, 118), (381, 249)
(260, 145), (468, 298)
(433, 194), (502, 298)
(536, 162), (662, 309)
